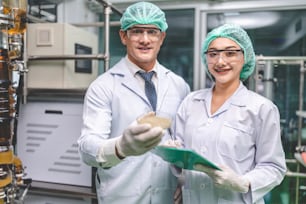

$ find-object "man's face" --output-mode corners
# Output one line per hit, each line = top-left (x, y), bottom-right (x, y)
(119, 25), (166, 71)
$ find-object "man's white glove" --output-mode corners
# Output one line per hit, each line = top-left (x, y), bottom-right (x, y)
(194, 164), (250, 193)
(116, 121), (164, 158)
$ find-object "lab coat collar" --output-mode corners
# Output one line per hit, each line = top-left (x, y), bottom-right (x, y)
(109, 58), (145, 100)
(109, 57), (168, 77)
(109, 58), (171, 110)
(124, 55), (159, 76)
(109, 58), (129, 77)
(229, 82), (249, 107)
(194, 82), (249, 107)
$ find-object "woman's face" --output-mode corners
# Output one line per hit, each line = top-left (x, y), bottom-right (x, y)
(205, 37), (244, 86)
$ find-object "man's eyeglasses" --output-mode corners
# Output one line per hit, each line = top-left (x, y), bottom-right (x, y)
(204, 49), (243, 64)
(127, 27), (161, 41)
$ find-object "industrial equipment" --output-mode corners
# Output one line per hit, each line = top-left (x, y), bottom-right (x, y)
(15, 23), (98, 189)
(26, 23), (98, 90)
(0, 0), (31, 203)
(14, 1), (116, 202)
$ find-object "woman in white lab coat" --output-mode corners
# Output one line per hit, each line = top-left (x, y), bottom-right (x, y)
(175, 24), (287, 203)
(78, 2), (190, 204)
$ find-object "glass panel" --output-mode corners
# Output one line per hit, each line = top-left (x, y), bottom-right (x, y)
(207, 10), (306, 56)
(159, 9), (194, 89)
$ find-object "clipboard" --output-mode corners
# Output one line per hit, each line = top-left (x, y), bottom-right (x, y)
(152, 146), (221, 171)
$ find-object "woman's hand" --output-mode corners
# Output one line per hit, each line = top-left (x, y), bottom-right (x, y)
(194, 164), (250, 193)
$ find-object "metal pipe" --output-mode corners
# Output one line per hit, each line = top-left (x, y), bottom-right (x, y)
(85, 0), (121, 73)
(103, 4), (111, 71)
(286, 171), (306, 178)
(256, 56), (306, 61)
(286, 159), (298, 164)
(27, 54), (107, 60)
(72, 21), (121, 28)
(298, 60), (305, 148)
(262, 60), (274, 100)
(95, 0), (123, 15)
(295, 60), (305, 204)
(27, 14), (46, 23)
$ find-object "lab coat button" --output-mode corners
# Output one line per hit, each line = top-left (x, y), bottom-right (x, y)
(207, 118), (213, 124)
(153, 161), (160, 167)
(201, 146), (207, 154)
(200, 183), (205, 189)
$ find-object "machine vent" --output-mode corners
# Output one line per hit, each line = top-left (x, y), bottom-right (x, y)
(48, 143), (82, 175)
(17, 102), (92, 186)
(25, 123), (58, 153)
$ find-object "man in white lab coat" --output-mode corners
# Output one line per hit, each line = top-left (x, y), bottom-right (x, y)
(78, 2), (190, 204)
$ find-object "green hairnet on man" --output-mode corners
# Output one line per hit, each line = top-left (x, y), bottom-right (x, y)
(120, 1), (168, 32)
(78, 1), (190, 204)
(202, 23), (256, 80)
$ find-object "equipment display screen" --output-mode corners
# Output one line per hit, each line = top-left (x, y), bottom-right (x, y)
(75, 43), (92, 74)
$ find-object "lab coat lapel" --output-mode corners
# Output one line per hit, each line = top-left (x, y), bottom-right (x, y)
(196, 83), (247, 116)
(157, 67), (170, 110)
(214, 83), (248, 115)
(229, 82), (248, 107)
(122, 75), (148, 103)
(110, 60), (149, 105)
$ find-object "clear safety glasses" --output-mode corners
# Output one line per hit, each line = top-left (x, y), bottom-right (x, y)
(204, 49), (244, 64)
(127, 27), (162, 41)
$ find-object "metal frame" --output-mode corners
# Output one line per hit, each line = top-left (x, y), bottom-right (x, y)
(255, 56), (306, 204)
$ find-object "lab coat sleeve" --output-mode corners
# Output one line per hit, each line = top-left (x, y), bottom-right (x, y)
(171, 94), (191, 183)
(174, 93), (190, 146)
(244, 103), (287, 202)
(96, 137), (122, 167)
(78, 75), (121, 168)
(167, 78), (190, 180)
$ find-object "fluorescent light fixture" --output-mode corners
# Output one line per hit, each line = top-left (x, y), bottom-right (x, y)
(208, 11), (281, 29)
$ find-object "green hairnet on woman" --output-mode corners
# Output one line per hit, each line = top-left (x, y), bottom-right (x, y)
(173, 24), (287, 203)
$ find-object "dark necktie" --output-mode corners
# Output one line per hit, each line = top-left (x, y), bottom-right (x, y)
(138, 71), (157, 111)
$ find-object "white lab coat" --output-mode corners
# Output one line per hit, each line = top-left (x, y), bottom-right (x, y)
(78, 58), (190, 204)
(175, 82), (287, 204)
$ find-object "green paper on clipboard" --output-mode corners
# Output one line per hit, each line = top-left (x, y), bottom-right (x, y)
(152, 146), (221, 171)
